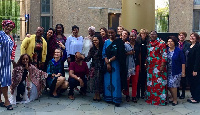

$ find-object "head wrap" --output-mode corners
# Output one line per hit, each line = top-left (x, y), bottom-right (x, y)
(131, 30), (137, 38)
(88, 26), (95, 31)
(2, 20), (15, 29)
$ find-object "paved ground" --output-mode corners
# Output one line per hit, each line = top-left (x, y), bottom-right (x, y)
(1, 41), (200, 115)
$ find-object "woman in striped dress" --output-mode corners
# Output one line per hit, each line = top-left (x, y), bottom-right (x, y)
(0, 20), (15, 110)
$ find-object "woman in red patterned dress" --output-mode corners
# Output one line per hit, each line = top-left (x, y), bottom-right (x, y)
(145, 31), (168, 105)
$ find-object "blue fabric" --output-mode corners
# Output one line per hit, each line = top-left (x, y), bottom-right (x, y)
(0, 31), (14, 87)
(167, 47), (185, 76)
(102, 39), (122, 104)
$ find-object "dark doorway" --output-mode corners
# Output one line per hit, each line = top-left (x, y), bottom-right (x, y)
(108, 13), (120, 30)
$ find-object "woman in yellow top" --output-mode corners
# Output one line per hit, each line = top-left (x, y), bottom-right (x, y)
(21, 27), (47, 70)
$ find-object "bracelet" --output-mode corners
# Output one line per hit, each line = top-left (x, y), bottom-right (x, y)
(108, 59), (111, 63)
(77, 77), (80, 80)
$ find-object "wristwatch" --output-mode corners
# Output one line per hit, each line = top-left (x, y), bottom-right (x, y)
(108, 59), (111, 63)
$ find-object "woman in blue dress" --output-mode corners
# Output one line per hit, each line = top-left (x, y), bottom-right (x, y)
(0, 20), (15, 110)
(102, 28), (127, 107)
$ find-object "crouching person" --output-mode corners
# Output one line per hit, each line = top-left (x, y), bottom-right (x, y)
(68, 52), (89, 100)
(10, 54), (48, 104)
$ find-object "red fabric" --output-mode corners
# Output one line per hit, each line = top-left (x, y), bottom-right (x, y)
(69, 61), (89, 79)
(123, 65), (140, 97)
(9, 35), (17, 60)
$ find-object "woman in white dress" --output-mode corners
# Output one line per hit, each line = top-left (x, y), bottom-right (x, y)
(65, 25), (84, 66)
(82, 26), (95, 68)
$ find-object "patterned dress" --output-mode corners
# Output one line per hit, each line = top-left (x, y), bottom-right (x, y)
(0, 31), (14, 87)
(167, 51), (181, 88)
(84, 46), (104, 93)
(146, 40), (167, 105)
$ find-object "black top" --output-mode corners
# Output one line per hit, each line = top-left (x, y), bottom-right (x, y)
(133, 42), (140, 66)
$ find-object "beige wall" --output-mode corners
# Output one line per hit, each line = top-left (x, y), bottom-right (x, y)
(121, 0), (155, 32)
(169, 0), (193, 40)
(53, 0), (121, 37)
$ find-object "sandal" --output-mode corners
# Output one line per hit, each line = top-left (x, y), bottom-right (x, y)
(5, 105), (13, 110)
(0, 102), (5, 107)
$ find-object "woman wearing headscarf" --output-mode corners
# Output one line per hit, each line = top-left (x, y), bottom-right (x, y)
(0, 20), (15, 110)
(82, 26), (95, 68)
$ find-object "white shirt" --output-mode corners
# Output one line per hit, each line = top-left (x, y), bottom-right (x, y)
(65, 35), (83, 57)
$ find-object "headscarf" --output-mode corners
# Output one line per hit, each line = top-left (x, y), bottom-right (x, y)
(2, 20), (15, 29)
(88, 26), (95, 31)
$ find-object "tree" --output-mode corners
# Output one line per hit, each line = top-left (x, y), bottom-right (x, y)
(0, 0), (20, 34)
(155, 1), (169, 32)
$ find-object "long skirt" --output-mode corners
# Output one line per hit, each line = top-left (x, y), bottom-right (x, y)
(104, 60), (122, 104)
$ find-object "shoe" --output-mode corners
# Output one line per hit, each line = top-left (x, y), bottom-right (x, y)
(172, 102), (178, 106)
(0, 102), (5, 107)
(126, 96), (130, 102)
(115, 103), (120, 107)
(179, 95), (185, 99)
(68, 95), (75, 100)
(169, 100), (173, 103)
(190, 100), (199, 104)
(93, 98), (97, 101)
(141, 95), (145, 99)
(5, 105), (13, 110)
(187, 97), (193, 102)
(132, 97), (137, 103)
(96, 98), (102, 102)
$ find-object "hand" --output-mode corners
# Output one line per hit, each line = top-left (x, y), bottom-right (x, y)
(107, 64), (112, 73)
(182, 72), (186, 77)
(79, 79), (84, 87)
(105, 58), (109, 64)
(193, 71), (197, 76)
(11, 89), (14, 95)
(57, 41), (65, 49)
(57, 73), (62, 76)
(160, 66), (164, 73)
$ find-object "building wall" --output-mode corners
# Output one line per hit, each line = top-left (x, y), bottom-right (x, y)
(53, 0), (121, 37)
(169, 0), (193, 39)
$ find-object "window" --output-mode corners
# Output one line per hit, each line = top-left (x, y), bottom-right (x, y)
(41, 0), (52, 33)
(194, 0), (200, 5)
(41, 0), (50, 14)
(193, 9), (200, 32)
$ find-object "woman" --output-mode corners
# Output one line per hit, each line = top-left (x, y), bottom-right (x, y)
(68, 52), (89, 100)
(44, 28), (55, 72)
(121, 30), (135, 102)
(10, 54), (48, 104)
(0, 20), (15, 110)
(21, 27), (47, 70)
(145, 31), (167, 106)
(100, 27), (108, 43)
(82, 35), (104, 101)
(167, 36), (185, 106)
(117, 26), (124, 39)
(47, 48), (69, 97)
(177, 32), (191, 99)
(102, 28), (127, 107)
(136, 28), (150, 99)
(82, 26), (95, 68)
(65, 25), (83, 66)
(123, 32), (140, 103)
(186, 33), (200, 103)
(53, 24), (67, 49)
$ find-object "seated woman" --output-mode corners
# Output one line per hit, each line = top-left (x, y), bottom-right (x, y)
(68, 52), (89, 100)
(9, 54), (48, 104)
(46, 48), (69, 97)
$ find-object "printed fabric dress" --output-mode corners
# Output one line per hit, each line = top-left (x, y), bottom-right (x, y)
(84, 46), (104, 93)
(0, 31), (14, 87)
(146, 39), (167, 105)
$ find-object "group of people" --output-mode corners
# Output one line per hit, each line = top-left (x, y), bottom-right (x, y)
(0, 20), (200, 110)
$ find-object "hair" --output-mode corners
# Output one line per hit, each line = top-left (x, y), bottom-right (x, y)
(123, 29), (130, 36)
(190, 32), (200, 42)
(108, 27), (117, 34)
(138, 29), (149, 37)
(93, 35), (103, 55)
(117, 26), (124, 30)
(47, 28), (55, 35)
(150, 30), (158, 35)
(55, 24), (64, 35)
(168, 36), (178, 46)
(72, 25), (79, 31)
(16, 54), (32, 67)
(179, 32), (187, 38)
(132, 29), (138, 34)
(100, 27), (108, 38)
(54, 48), (63, 58)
